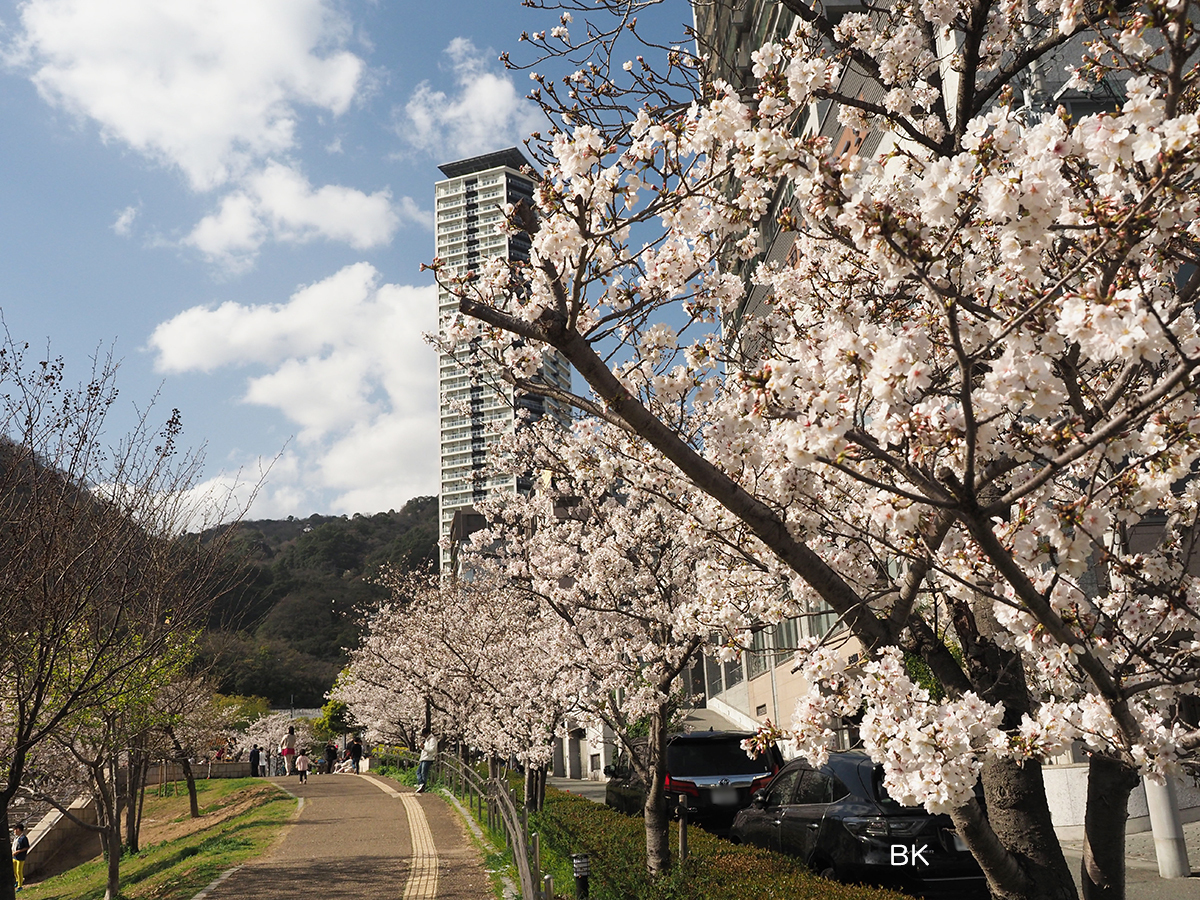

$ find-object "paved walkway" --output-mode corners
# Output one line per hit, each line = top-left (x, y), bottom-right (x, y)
(1060, 819), (1200, 900)
(191, 773), (492, 900)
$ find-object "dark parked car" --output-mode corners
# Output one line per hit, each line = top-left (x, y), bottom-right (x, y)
(729, 751), (988, 899)
(604, 731), (783, 833)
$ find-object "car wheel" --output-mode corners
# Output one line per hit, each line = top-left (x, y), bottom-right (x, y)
(816, 862), (838, 882)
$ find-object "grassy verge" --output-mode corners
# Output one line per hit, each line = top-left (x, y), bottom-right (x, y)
(21, 778), (294, 900)
(530, 787), (909, 900)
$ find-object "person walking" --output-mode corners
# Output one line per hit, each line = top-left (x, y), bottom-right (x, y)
(324, 740), (338, 775)
(12, 823), (29, 892)
(249, 744), (261, 778)
(295, 749), (311, 784)
(349, 735), (363, 774)
(416, 728), (436, 793)
(280, 726), (297, 775)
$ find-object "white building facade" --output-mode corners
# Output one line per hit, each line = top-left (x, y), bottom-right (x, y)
(434, 149), (572, 571)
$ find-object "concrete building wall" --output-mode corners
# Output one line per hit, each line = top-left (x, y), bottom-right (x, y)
(434, 148), (572, 571)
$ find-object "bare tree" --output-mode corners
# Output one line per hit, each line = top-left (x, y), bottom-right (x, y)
(0, 334), (237, 900)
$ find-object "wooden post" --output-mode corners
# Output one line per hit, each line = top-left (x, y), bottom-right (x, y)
(542, 874), (554, 900)
(532, 832), (541, 893)
(678, 801), (688, 864)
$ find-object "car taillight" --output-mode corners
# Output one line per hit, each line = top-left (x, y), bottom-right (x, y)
(665, 775), (699, 797)
(843, 816), (892, 838)
(844, 816), (927, 838)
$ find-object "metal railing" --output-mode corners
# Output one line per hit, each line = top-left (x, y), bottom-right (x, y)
(435, 753), (547, 900)
(373, 749), (595, 899)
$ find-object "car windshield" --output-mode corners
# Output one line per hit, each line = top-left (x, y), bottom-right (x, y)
(667, 739), (773, 776)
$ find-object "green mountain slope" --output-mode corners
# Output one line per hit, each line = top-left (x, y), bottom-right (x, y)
(199, 496), (437, 706)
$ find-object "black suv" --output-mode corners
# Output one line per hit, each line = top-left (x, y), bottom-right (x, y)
(604, 731), (783, 833)
(729, 751), (988, 898)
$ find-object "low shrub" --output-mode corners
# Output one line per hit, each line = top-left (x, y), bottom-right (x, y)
(530, 789), (907, 900)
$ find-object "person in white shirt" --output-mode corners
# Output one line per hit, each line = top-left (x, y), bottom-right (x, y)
(416, 729), (437, 793)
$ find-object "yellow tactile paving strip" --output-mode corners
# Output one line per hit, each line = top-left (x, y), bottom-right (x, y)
(360, 775), (439, 900)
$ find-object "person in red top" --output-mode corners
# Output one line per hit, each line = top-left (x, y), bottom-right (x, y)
(280, 726), (297, 775)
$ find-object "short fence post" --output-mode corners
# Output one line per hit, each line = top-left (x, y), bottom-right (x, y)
(542, 873), (554, 900)
(532, 832), (541, 892)
(571, 853), (590, 900)
(677, 799), (688, 864)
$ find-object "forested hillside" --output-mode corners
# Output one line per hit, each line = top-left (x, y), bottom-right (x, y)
(199, 496), (437, 706)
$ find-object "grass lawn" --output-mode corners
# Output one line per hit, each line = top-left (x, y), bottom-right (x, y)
(20, 778), (295, 900)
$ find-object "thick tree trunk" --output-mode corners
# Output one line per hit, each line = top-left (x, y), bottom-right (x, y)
(94, 755), (123, 900)
(0, 804), (13, 900)
(124, 749), (150, 851)
(527, 764), (547, 812)
(978, 757), (1079, 900)
(181, 756), (201, 819)
(1082, 754), (1139, 900)
(165, 725), (201, 818)
(642, 705), (671, 877)
(524, 765), (541, 813)
(102, 823), (122, 900)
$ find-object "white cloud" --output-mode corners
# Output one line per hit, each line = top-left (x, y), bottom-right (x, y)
(396, 196), (434, 231)
(185, 162), (401, 268)
(148, 263), (439, 515)
(12, 0), (365, 191)
(112, 204), (138, 235)
(402, 37), (543, 159)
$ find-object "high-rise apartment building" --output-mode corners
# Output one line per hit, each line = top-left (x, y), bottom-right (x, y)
(434, 148), (572, 571)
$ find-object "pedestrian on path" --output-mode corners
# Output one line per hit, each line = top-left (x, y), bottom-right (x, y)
(416, 728), (436, 793)
(249, 744), (261, 777)
(324, 740), (338, 775)
(12, 822), (29, 892)
(350, 735), (363, 774)
(280, 726), (297, 775)
(296, 749), (311, 784)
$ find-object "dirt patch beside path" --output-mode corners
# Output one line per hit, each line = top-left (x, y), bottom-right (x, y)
(139, 783), (285, 846)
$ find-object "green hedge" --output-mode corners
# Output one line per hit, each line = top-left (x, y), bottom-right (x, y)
(530, 789), (908, 900)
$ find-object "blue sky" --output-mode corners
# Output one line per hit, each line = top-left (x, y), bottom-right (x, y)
(0, 0), (690, 521)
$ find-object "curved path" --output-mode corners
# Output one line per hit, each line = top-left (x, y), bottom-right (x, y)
(191, 773), (492, 900)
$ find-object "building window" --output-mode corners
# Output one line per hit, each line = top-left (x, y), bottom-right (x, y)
(774, 618), (800, 665)
(724, 657), (744, 688)
(705, 655), (723, 697)
(747, 628), (771, 680)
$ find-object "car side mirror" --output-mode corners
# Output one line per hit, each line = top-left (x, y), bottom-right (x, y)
(752, 790), (768, 807)
(603, 764), (615, 776)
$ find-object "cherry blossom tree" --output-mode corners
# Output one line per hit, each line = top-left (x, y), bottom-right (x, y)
(335, 570), (571, 782)
(433, 2), (1200, 898)
(458, 417), (769, 874)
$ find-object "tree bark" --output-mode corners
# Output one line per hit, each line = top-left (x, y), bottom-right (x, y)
(95, 753), (123, 900)
(524, 765), (542, 813)
(0, 804), (13, 900)
(124, 748), (150, 852)
(165, 725), (201, 818)
(642, 705), (671, 877)
(103, 825), (122, 900)
(1082, 754), (1140, 900)
(979, 757), (1079, 900)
